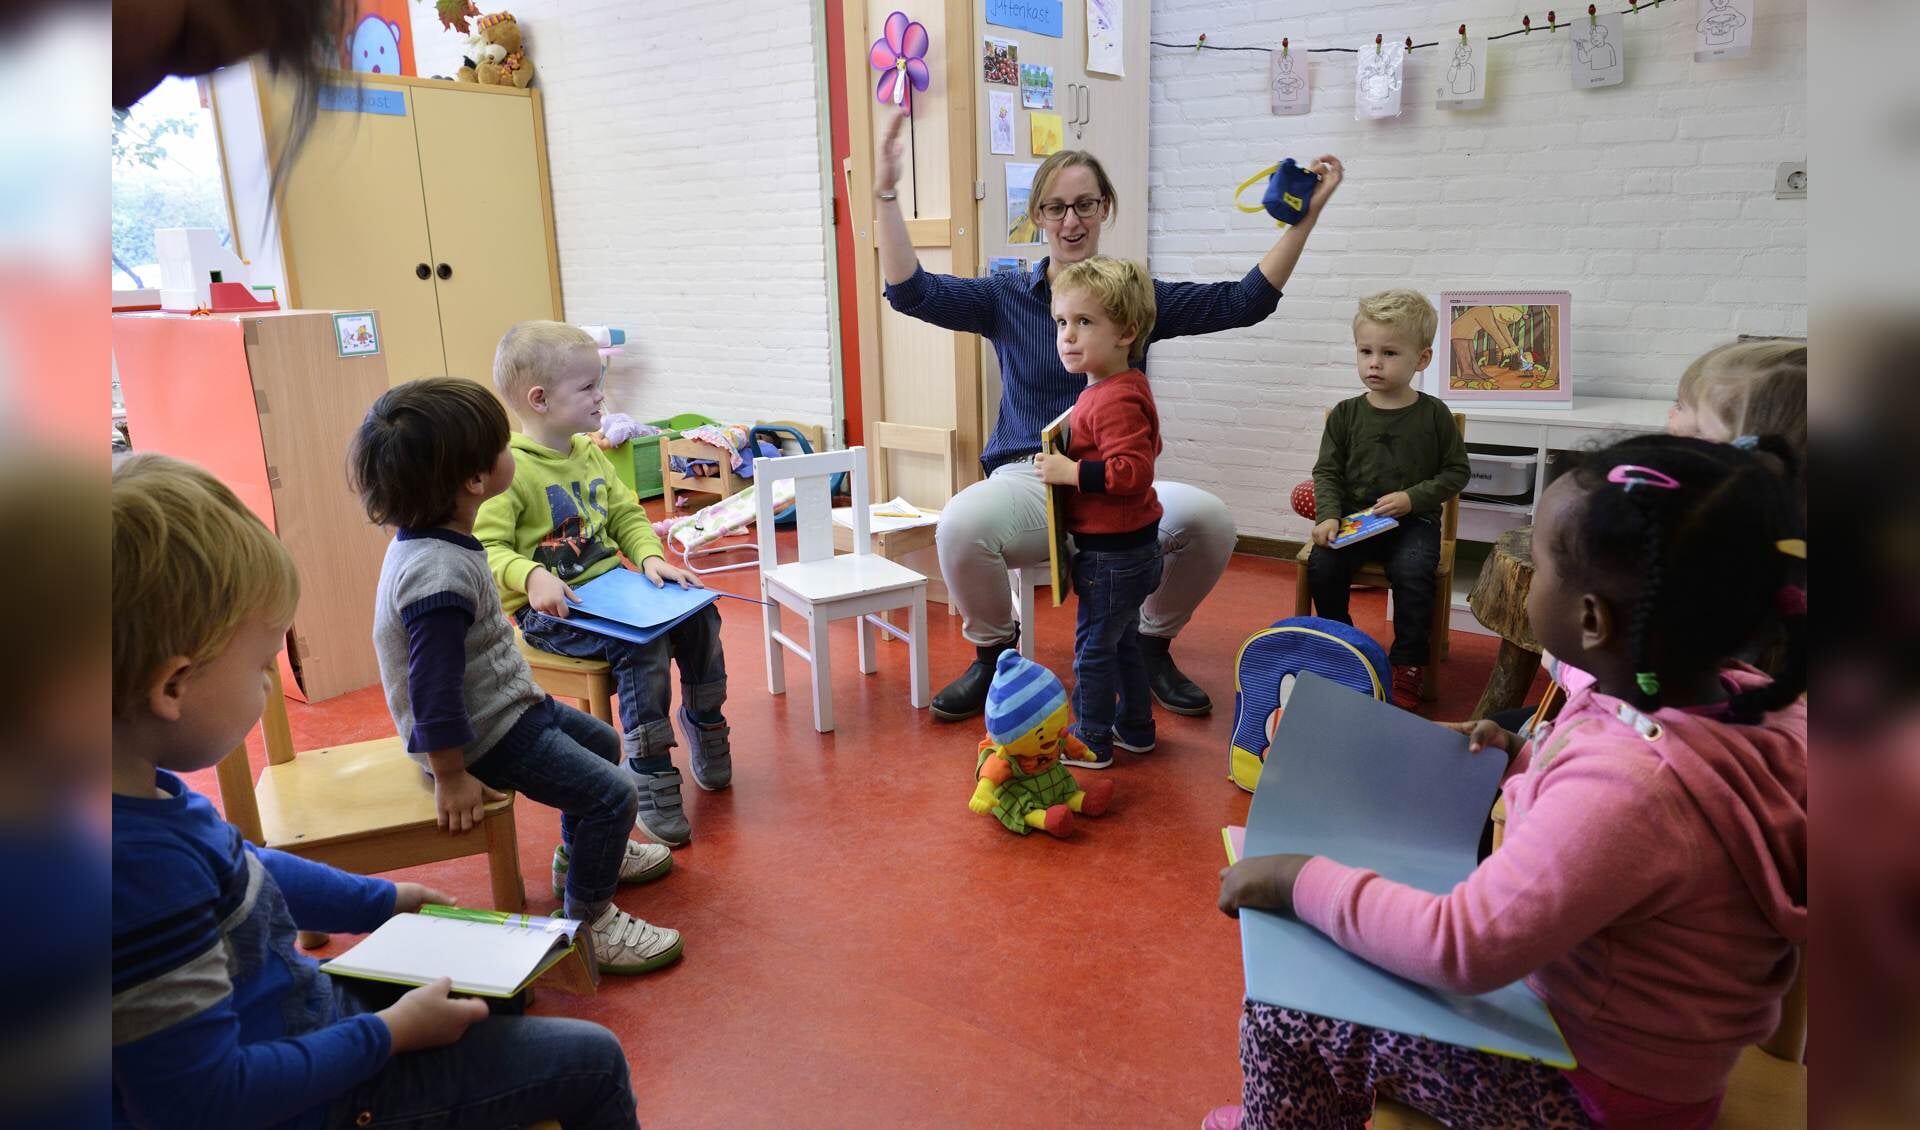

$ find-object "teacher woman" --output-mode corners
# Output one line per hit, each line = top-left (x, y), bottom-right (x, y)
(873, 112), (1344, 721)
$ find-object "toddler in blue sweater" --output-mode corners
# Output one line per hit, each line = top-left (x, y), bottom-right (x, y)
(110, 453), (638, 1130)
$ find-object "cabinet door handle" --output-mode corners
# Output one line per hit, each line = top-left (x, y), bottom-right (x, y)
(415, 263), (431, 280)
(436, 263), (452, 280)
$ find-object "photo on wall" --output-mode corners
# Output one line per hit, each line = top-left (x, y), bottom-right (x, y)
(1006, 161), (1043, 245)
(1428, 291), (1573, 406)
(984, 36), (1019, 84)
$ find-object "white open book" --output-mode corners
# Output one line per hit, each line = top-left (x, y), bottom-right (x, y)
(321, 908), (595, 999)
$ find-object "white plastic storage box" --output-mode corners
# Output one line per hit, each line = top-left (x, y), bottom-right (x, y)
(1466, 451), (1538, 496)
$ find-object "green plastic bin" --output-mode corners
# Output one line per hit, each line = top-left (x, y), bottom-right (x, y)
(606, 412), (721, 500)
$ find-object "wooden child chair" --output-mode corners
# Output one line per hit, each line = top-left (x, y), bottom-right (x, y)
(1293, 411), (1466, 701)
(515, 626), (616, 723)
(214, 665), (526, 912)
(757, 445), (930, 732)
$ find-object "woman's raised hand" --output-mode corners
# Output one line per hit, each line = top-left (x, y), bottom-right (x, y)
(1303, 154), (1344, 221)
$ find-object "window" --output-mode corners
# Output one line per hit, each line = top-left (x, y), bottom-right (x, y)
(111, 76), (232, 291)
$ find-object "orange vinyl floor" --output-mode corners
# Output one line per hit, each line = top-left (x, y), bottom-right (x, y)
(184, 528), (1546, 1130)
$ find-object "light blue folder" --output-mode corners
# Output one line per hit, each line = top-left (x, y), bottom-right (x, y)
(1239, 671), (1574, 1067)
(558, 568), (730, 645)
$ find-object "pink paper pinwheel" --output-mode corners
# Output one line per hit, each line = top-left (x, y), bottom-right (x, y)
(869, 11), (930, 108)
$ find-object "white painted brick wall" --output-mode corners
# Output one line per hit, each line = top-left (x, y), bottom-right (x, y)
(1147, 0), (1806, 539)
(409, 0), (834, 433)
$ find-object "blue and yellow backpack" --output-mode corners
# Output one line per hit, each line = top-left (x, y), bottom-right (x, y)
(1228, 616), (1390, 792)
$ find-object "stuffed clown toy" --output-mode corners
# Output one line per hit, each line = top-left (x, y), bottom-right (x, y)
(969, 651), (1116, 837)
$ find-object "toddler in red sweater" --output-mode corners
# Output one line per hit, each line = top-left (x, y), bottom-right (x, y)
(1033, 257), (1162, 768)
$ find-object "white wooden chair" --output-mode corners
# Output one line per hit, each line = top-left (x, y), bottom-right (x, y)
(756, 446), (930, 732)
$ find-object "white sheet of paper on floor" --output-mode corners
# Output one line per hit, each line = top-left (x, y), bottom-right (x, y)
(1356, 40), (1405, 120)
(1437, 34), (1488, 108)
(1694, 0), (1753, 61)
(1573, 12), (1626, 88)
(1269, 48), (1310, 116)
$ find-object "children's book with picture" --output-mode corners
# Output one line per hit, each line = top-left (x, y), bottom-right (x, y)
(321, 906), (599, 999)
(1330, 509), (1399, 548)
(1237, 671), (1573, 1066)
(1039, 405), (1075, 606)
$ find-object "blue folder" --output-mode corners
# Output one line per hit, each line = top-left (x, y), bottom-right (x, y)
(560, 568), (726, 645)
(1238, 671), (1574, 1067)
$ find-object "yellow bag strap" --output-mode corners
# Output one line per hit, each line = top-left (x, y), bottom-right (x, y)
(1234, 163), (1280, 216)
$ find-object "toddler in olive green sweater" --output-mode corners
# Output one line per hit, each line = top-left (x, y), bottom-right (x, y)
(1307, 290), (1470, 708)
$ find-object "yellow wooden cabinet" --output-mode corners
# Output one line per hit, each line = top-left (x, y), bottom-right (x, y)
(221, 73), (563, 389)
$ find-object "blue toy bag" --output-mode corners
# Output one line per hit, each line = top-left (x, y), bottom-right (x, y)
(1228, 616), (1390, 793)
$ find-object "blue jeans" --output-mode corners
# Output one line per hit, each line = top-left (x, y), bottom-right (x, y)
(1070, 541), (1165, 752)
(518, 601), (727, 775)
(467, 701), (636, 917)
(1306, 515), (1443, 666)
(328, 979), (638, 1129)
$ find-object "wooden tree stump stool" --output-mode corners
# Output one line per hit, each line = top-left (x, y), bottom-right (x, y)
(1467, 527), (1541, 721)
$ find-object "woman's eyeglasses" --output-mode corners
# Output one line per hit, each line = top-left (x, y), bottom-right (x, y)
(1036, 196), (1106, 222)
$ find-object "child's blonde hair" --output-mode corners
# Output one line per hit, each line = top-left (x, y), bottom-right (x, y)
(112, 454), (300, 718)
(1052, 256), (1157, 364)
(1353, 289), (1439, 351)
(493, 320), (597, 413)
(1678, 339), (1807, 446)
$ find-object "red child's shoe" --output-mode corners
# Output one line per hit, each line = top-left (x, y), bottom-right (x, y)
(1041, 804), (1075, 837)
(1391, 665), (1425, 710)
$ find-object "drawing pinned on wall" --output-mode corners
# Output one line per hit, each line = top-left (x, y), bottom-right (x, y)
(989, 90), (1017, 154)
(1007, 161), (1043, 246)
(1694, 0), (1753, 61)
(988, 257), (1029, 276)
(1269, 46), (1310, 116)
(1355, 39), (1405, 120)
(1029, 110), (1064, 156)
(1086, 0), (1124, 76)
(1574, 12), (1626, 87)
(984, 36), (1019, 85)
(1436, 34), (1487, 108)
(1020, 63), (1055, 109)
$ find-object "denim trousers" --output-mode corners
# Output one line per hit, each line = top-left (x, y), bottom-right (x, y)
(468, 701), (636, 916)
(1070, 541), (1165, 751)
(1305, 516), (1443, 666)
(328, 978), (639, 1129)
(518, 600), (727, 773)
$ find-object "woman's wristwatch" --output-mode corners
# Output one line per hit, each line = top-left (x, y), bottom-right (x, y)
(876, 189), (898, 202)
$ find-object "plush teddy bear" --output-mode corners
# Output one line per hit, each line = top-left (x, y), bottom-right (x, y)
(968, 651), (1115, 837)
(461, 10), (534, 88)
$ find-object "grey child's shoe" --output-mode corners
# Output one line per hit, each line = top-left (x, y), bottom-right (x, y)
(679, 705), (732, 792)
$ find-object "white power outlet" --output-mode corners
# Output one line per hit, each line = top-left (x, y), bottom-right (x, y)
(1775, 161), (1808, 199)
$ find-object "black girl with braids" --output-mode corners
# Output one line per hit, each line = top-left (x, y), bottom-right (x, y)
(1528, 432), (1806, 722)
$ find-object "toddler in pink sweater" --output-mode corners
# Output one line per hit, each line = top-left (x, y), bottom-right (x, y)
(1210, 434), (1807, 1129)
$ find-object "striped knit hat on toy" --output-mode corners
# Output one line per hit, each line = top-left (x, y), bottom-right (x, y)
(985, 650), (1067, 745)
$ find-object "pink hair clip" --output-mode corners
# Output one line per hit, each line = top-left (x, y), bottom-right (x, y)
(1606, 465), (1681, 492)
